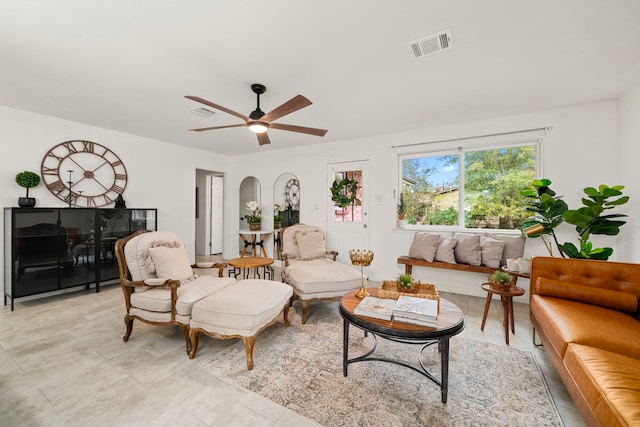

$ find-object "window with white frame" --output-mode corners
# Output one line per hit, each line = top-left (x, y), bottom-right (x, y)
(398, 142), (539, 230)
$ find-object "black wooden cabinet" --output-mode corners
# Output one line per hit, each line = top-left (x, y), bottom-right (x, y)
(4, 207), (157, 310)
(281, 208), (299, 227)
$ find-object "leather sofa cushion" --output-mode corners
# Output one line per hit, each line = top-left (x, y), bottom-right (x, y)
(531, 295), (640, 360)
(564, 343), (640, 427)
(536, 278), (639, 313)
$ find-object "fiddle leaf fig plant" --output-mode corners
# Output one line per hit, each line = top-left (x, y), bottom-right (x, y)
(558, 185), (629, 260)
(520, 179), (568, 256)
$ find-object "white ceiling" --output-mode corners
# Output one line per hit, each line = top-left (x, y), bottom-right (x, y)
(2, 1), (640, 156)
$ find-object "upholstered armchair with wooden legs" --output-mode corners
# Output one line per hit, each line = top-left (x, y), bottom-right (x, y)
(115, 230), (235, 354)
(281, 224), (362, 323)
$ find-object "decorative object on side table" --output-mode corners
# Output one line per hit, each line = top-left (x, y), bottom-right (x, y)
(15, 171), (41, 207)
(488, 270), (513, 291)
(244, 200), (262, 231)
(349, 249), (374, 299)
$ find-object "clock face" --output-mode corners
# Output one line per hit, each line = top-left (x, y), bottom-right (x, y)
(285, 179), (300, 209)
(41, 140), (128, 207)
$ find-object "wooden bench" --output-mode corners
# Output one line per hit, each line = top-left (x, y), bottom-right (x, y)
(397, 256), (497, 276)
(397, 256), (522, 287)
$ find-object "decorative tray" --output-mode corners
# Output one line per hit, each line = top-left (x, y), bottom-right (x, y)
(378, 280), (440, 304)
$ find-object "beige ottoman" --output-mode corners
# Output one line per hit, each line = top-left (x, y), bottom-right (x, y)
(188, 279), (293, 370)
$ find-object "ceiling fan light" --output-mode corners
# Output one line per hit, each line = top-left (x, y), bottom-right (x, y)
(249, 122), (268, 133)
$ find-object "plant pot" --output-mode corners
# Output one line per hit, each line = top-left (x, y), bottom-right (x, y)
(249, 222), (262, 231)
(274, 221), (282, 229)
(490, 280), (512, 291)
(397, 219), (407, 228)
(18, 197), (36, 208)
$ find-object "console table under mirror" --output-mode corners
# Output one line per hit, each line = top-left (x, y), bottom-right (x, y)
(273, 173), (300, 260)
(4, 207), (157, 310)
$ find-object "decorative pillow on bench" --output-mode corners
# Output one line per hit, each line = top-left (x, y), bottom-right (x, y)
(486, 233), (526, 267)
(407, 232), (458, 264)
(435, 237), (457, 264)
(536, 278), (639, 313)
(453, 233), (482, 266)
(408, 232), (440, 262)
(406, 232), (523, 269)
(479, 236), (506, 268)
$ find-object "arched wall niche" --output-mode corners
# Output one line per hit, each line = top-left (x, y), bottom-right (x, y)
(239, 176), (261, 229)
(274, 172), (300, 228)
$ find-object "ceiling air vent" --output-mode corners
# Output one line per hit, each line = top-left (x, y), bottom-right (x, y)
(190, 107), (216, 117)
(407, 29), (453, 60)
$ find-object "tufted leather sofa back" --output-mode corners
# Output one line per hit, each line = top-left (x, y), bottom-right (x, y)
(531, 256), (640, 317)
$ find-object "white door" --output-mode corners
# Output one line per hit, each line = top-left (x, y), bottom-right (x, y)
(208, 175), (224, 254)
(326, 160), (370, 264)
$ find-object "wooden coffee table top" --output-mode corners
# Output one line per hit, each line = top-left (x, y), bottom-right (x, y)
(228, 257), (274, 269)
(340, 287), (465, 339)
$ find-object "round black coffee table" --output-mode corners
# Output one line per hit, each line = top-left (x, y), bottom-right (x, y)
(339, 287), (465, 403)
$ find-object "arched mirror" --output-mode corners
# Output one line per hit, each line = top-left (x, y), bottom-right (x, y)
(273, 173), (300, 260)
(239, 176), (261, 230)
(274, 172), (300, 228)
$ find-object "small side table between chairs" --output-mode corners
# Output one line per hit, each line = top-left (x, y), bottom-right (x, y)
(480, 283), (525, 345)
(227, 257), (274, 280)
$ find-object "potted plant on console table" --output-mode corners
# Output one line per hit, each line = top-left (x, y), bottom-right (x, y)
(245, 201), (263, 231)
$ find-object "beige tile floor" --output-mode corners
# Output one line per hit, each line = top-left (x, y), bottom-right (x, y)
(1, 261), (585, 426)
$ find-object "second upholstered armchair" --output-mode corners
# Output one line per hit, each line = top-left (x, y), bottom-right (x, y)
(281, 224), (362, 323)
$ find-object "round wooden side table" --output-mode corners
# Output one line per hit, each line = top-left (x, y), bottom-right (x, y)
(480, 283), (525, 345)
(227, 257), (274, 280)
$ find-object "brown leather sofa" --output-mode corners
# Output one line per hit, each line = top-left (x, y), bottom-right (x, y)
(530, 256), (640, 427)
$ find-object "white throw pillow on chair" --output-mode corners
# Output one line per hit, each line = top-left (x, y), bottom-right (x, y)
(295, 231), (327, 260)
(148, 245), (193, 281)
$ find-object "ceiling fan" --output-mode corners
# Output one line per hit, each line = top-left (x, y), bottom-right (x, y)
(186, 84), (328, 146)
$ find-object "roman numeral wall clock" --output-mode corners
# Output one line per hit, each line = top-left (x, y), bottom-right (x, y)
(41, 140), (128, 207)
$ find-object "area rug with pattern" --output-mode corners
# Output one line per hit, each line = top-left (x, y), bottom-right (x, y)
(197, 301), (563, 427)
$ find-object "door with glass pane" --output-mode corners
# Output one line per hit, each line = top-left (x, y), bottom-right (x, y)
(327, 160), (370, 264)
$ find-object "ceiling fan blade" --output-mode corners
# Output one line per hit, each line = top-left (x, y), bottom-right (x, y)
(260, 95), (312, 123)
(189, 124), (247, 132)
(257, 132), (271, 146)
(269, 122), (328, 137)
(185, 96), (250, 122)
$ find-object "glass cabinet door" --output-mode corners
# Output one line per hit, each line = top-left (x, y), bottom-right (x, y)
(12, 208), (63, 297)
(59, 208), (99, 288)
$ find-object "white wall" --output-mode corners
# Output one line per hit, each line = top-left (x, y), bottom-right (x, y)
(617, 82), (640, 262)
(0, 106), (231, 270)
(226, 100), (625, 302)
(2, 97), (634, 304)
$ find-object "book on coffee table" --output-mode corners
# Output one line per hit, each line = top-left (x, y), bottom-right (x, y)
(392, 313), (438, 327)
(392, 295), (438, 325)
(354, 296), (397, 320)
